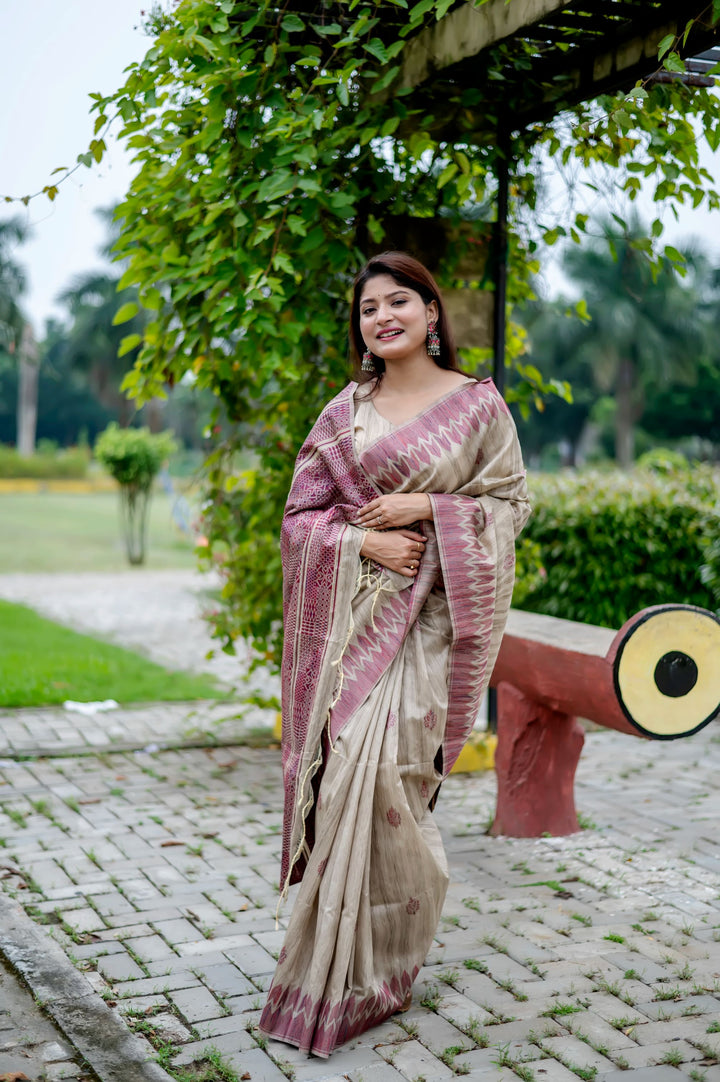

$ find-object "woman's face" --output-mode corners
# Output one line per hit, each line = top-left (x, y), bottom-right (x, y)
(359, 273), (438, 363)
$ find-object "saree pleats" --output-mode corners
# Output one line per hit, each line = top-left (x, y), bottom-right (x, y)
(260, 580), (451, 1057)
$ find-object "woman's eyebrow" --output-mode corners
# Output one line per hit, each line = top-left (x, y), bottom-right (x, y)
(360, 289), (409, 305)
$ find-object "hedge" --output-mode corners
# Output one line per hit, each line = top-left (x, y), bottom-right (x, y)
(0, 445), (89, 479)
(515, 466), (719, 629)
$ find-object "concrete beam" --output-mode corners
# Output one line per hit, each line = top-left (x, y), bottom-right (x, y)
(396, 0), (569, 92)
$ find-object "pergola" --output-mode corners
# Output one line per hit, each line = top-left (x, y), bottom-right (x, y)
(371, 0), (720, 392)
(371, 0), (720, 727)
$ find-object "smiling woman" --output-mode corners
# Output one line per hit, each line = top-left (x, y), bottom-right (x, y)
(258, 251), (531, 1057)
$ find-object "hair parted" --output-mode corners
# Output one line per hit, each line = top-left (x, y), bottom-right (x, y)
(349, 251), (460, 383)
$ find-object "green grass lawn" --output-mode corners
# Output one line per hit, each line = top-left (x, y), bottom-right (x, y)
(0, 491), (200, 572)
(0, 599), (225, 707)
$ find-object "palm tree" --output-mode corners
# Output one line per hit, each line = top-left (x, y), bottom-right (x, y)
(0, 217), (38, 453)
(563, 224), (703, 467)
(57, 271), (145, 427)
(0, 217), (28, 350)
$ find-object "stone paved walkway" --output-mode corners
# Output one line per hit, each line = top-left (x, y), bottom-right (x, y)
(0, 571), (718, 1082)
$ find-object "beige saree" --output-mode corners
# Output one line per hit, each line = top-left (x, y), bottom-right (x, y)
(259, 379), (530, 1057)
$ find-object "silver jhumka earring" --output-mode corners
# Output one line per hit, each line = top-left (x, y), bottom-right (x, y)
(361, 349), (374, 371)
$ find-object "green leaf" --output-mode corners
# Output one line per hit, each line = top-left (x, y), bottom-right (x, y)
(142, 287), (164, 310)
(408, 0), (435, 24)
(118, 333), (142, 357)
(313, 21), (342, 35)
(112, 302), (139, 325)
(664, 244), (685, 264)
(712, 1), (720, 26)
(281, 14), (304, 32)
(437, 162), (458, 188)
(663, 52), (686, 73)
(364, 38), (388, 63)
(336, 80), (349, 106)
(657, 33), (675, 59)
(625, 87), (648, 102)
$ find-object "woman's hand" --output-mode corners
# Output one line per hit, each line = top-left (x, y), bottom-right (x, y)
(354, 493), (432, 531)
(360, 529), (427, 578)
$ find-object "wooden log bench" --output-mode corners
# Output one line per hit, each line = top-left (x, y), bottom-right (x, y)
(488, 603), (720, 838)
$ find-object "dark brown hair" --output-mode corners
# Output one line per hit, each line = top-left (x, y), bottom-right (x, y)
(349, 251), (460, 383)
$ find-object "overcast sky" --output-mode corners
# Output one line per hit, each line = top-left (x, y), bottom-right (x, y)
(2, 2), (720, 333)
(0, 1), (148, 331)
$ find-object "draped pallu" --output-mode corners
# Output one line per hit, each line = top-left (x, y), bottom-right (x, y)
(259, 379), (530, 1057)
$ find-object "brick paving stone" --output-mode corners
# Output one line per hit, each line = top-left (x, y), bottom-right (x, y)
(345, 1062), (408, 1081)
(618, 1039), (705, 1067)
(151, 916), (202, 944)
(170, 985), (227, 1022)
(578, 991), (652, 1026)
(436, 991), (495, 1029)
(172, 1028), (257, 1065)
(87, 890), (137, 916)
(377, 1038), (454, 1081)
(520, 1059), (581, 1081)
(117, 993), (169, 1016)
(97, 952), (146, 981)
(451, 1046), (506, 1073)
(223, 941), (278, 975)
(631, 1015), (718, 1046)
(565, 1008), (639, 1050)
(140, 1011), (194, 1044)
(633, 994), (720, 1020)
(406, 1010), (475, 1056)
(195, 961), (257, 997)
(539, 1034), (617, 1074)
(124, 934), (178, 963)
(598, 1068), (691, 1081)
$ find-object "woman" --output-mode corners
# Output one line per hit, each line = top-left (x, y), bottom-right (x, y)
(258, 252), (530, 1057)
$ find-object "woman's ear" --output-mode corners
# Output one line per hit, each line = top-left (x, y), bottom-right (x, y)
(427, 300), (439, 324)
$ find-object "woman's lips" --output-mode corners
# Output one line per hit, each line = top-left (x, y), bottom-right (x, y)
(377, 329), (403, 339)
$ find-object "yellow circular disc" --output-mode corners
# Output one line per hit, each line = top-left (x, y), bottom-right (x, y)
(614, 607), (720, 739)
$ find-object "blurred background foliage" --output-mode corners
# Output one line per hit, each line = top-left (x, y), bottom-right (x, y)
(1, 0), (720, 664)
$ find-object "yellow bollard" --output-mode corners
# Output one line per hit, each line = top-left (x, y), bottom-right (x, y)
(451, 731), (497, 774)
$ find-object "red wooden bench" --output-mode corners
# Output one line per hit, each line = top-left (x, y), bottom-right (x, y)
(488, 604), (720, 837)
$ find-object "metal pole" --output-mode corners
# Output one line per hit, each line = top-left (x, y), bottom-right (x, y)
(488, 122), (510, 734)
(491, 125), (510, 395)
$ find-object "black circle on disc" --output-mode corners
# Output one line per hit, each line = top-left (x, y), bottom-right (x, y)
(653, 651), (699, 698)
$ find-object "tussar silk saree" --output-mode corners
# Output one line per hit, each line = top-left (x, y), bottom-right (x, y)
(258, 378), (530, 1057)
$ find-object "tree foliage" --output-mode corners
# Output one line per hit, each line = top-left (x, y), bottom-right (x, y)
(27, 0), (720, 663)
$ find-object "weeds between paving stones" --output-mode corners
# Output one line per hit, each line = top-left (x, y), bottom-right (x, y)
(463, 958), (489, 973)
(440, 1045), (470, 1073)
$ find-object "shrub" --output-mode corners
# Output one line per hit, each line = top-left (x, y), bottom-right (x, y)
(0, 445), (89, 479)
(516, 466), (719, 629)
(95, 424), (178, 565)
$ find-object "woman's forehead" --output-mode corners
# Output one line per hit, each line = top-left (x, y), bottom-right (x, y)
(360, 273), (415, 303)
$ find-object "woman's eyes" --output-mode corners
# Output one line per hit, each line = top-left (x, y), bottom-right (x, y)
(361, 299), (407, 316)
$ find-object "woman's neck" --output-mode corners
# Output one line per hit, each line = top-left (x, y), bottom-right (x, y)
(379, 355), (442, 394)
